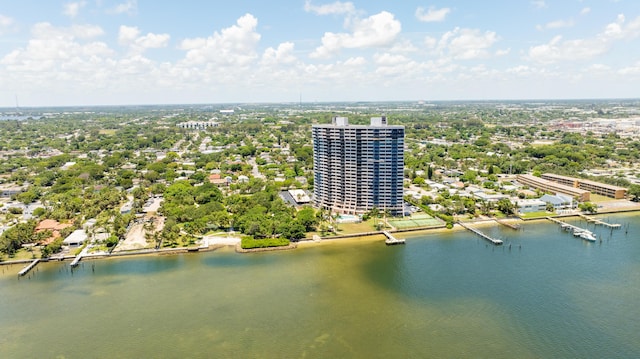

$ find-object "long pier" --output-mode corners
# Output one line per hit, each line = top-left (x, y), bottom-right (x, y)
(458, 222), (503, 245)
(578, 214), (621, 229)
(18, 259), (40, 276)
(383, 231), (405, 245)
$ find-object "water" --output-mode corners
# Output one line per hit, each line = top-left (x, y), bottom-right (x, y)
(1, 214), (639, 358)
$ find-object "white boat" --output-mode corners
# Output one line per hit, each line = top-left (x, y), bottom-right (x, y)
(579, 231), (597, 242)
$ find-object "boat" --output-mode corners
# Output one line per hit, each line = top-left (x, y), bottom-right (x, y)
(579, 231), (597, 242)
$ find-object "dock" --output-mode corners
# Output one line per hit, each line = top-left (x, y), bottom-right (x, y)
(546, 217), (597, 241)
(458, 222), (503, 245)
(494, 218), (521, 230)
(578, 214), (621, 229)
(70, 254), (83, 267)
(383, 231), (405, 245)
(18, 259), (40, 276)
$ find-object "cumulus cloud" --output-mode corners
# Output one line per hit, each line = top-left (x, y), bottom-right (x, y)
(536, 19), (575, 31)
(434, 27), (499, 60)
(580, 7), (591, 15)
(179, 13), (261, 67)
(528, 14), (640, 64)
(111, 0), (137, 15)
(304, 0), (355, 15)
(415, 6), (450, 22)
(0, 22), (113, 79)
(531, 1), (547, 9)
(0, 14), (14, 35)
(63, 1), (86, 18)
(310, 11), (401, 58)
(618, 61), (640, 75)
(261, 42), (297, 66)
(118, 25), (170, 53)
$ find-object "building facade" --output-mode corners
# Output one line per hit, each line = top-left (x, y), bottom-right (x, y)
(540, 173), (627, 199)
(312, 116), (404, 215)
(516, 174), (591, 202)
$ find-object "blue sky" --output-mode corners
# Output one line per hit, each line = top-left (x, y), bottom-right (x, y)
(1, 0), (639, 106)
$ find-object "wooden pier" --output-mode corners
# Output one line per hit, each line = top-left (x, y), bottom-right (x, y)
(494, 218), (521, 230)
(18, 259), (40, 276)
(578, 214), (621, 229)
(458, 222), (503, 245)
(383, 231), (405, 245)
(70, 254), (83, 267)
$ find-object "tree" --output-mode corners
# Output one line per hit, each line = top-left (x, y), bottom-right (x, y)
(628, 184), (640, 201)
(579, 202), (598, 214)
(295, 207), (318, 232)
(496, 198), (515, 216)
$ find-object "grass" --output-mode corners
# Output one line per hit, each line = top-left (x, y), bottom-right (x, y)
(98, 129), (116, 136)
(519, 211), (553, 219)
(333, 219), (378, 234)
(241, 236), (290, 249)
(1, 248), (39, 262)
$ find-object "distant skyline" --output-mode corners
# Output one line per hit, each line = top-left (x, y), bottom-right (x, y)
(1, 1), (640, 107)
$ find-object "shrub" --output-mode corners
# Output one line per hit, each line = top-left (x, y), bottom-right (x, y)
(241, 236), (290, 249)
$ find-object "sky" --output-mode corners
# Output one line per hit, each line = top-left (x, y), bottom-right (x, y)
(1, 0), (640, 107)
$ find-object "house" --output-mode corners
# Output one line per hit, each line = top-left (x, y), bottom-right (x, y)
(516, 199), (547, 213)
(288, 189), (310, 204)
(63, 229), (88, 247)
(36, 219), (73, 244)
(540, 194), (574, 210)
(208, 173), (229, 186)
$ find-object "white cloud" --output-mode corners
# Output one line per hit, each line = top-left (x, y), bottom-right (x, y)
(0, 22), (113, 82)
(415, 6), (450, 22)
(111, 0), (137, 15)
(343, 56), (366, 66)
(63, 1), (86, 18)
(261, 42), (297, 66)
(424, 36), (437, 49)
(179, 13), (261, 67)
(618, 62), (640, 75)
(580, 7), (591, 15)
(536, 19), (575, 31)
(528, 14), (640, 64)
(602, 14), (640, 40)
(435, 27), (499, 60)
(310, 11), (401, 58)
(528, 35), (607, 64)
(304, 1), (355, 15)
(531, 1), (547, 9)
(118, 25), (170, 53)
(374, 52), (409, 66)
(0, 14), (14, 35)
(495, 48), (511, 56)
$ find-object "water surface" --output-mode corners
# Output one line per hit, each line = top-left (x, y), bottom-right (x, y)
(1, 214), (639, 358)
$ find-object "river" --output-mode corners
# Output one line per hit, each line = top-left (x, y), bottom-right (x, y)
(1, 214), (639, 358)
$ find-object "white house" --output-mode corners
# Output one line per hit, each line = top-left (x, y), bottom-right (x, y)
(63, 229), (88, 247)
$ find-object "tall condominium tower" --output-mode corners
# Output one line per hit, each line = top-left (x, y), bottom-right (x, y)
(312, 116), (405, 215)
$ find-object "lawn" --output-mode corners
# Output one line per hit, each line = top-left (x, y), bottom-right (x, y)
(519, 211), (553, 219)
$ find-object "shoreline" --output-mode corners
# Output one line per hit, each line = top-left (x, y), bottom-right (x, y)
(3, 209), (639, 271)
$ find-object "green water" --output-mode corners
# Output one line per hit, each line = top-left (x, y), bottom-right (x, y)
(2, 214), (640, 358)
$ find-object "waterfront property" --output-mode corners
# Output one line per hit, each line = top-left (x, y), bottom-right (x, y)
(516, 174), (591, 201)
(312, 116), (404, 215)
(5, 215), (639, 358)
(541, 173), (628, 199)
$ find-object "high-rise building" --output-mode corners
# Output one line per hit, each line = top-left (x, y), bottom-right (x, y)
(312, 116), (405, 215)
